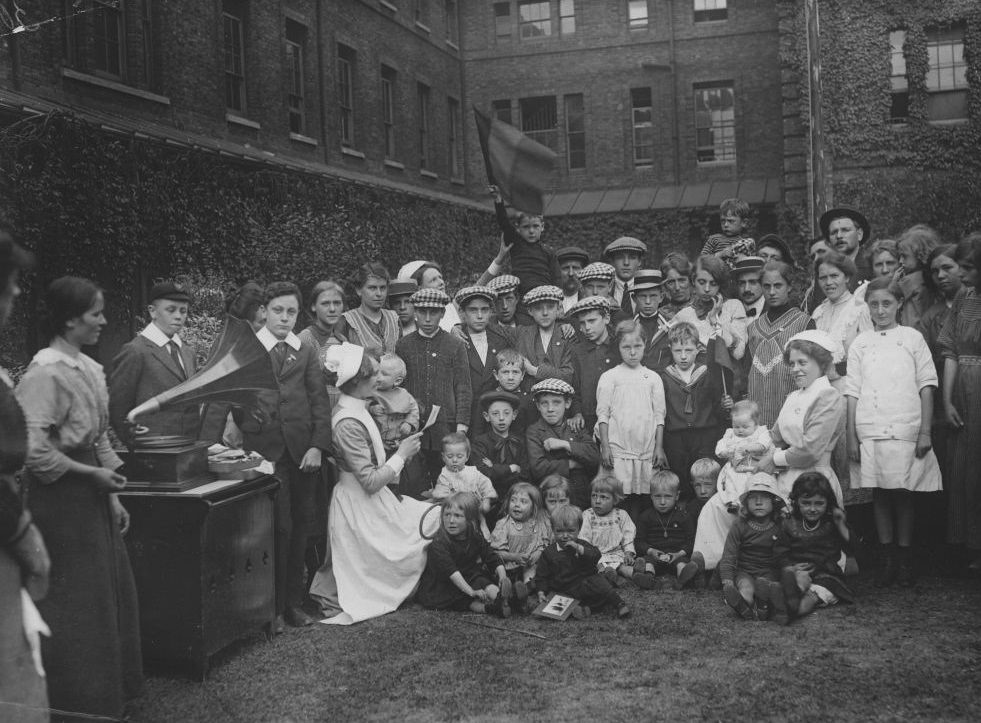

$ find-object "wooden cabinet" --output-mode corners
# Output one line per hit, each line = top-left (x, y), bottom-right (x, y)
(121, 476), (279, 679)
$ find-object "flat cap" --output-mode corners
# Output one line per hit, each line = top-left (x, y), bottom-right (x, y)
(628, 269), (664, 292)
(409, 288), (450, 309)
(556, 246), (590, 266)
(603, 236), (648, 257)
(455, 285), (497, 307)
(479, 389), (522, 410)
(387, 279), (418, 298)
(577, 262), (616, 283)
(522, 285), (564, 306)
(567, 295), (613, 317)
(530, 378), (576, 398)
(486, 274), (521, 294)
(149, 281), (191, 303)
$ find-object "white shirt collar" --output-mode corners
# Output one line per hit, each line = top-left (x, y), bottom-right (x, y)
(746, 297), (765, 315)
(141, 322), (181, 347)
(256, 326), (302, 351)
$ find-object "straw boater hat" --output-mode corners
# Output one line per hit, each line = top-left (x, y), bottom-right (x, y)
(628, 269), (664, 293)
(818, 207), (871, 245)
(731, 256), (766, 277)
(478, 390), (521, 410)
(567, 295), (613, 317)
(323, 342), (365, 388)
(522, 285), (564, 306)
(530, 378), (575, 398)
(577, 262), (616, 283)
(603, 236), (648, 257)
(556, 246), (590, 266)
(487, 274), (521, 295)
(408, 288), (450, 309)
(454, 285), (497, 307)
(387, 279), (418, 298)
(739, 472), (785, 510)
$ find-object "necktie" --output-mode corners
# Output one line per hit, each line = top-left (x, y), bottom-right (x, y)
(167, 341), (186, 379)
(273, 342), (288, 373)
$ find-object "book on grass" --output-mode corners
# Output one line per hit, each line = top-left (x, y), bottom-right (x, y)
(531, 594), (578, 621)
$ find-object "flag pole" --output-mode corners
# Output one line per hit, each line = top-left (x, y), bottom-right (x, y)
(473, 107), (498, 188)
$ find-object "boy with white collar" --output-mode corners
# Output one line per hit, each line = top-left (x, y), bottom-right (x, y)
(109, 281), (198, 442)
(241, 281), (332, 630)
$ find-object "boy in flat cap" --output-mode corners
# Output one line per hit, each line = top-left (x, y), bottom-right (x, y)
(515, 286), (574, 384)
(566, 296), (620, 435)
(109, 281), (198, 442)
(455, 286), (512, 433)
(603, 236), (647, 315)
(485, 274), (521, 338)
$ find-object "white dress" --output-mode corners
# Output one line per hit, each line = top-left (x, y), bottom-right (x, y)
(309, 394), (438, 625)
(844, 327), (943, 491)
(594, 364), (665, 495)
(715, 425), (775, 506)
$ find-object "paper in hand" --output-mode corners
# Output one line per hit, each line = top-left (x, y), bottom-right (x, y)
(422, 405), (441, 431)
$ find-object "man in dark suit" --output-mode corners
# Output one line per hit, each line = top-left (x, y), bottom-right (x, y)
(455, 286), (512, 435)
(109, 281), (198, 442)
(238, 281), (332, 629)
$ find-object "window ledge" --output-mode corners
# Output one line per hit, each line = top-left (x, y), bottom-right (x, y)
(415, 21), (431, 34)
(445, 39), (460, 51)
(225, 113), (261, 130)
(61, 67), (171, 106)
(928, 118), (969, 127)
(289, 132), (319, 147)
(450, 176), (465, 186)
(696, 160), (736, 167)
(420, 169), (438, 180)
(341, 146), (366, 159)
(384, 159), (406, 170)
(379, 0), (397, 13)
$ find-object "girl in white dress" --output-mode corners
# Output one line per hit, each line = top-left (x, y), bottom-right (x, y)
(596, 319), (667, 517)
(845, 277), (942, 588)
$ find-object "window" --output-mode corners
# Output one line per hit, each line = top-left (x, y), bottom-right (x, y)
(560, 0), (576, 35)
(381, 65), (397, 158)
(448, 97), (462, 178)
(695, 81), (736, 163)
(415, 0), (429, 26)
(520, 96), (558, 152)
(66, 1), (126, 78)
(694, 0), (727, 23)
(889, 30), (909, 124)
(223, 1), (246, 112)
(628, 0), (648, 30)
(565, 93), (585, 170)
(285, 20), (306, 134)
(519, 1), (551, 39)
(418, 83), (431, 169)
(492, 99), (513, 125)
(494, 3), (511, 40)
(445, 0), (459, 45)
(337, 45), (356, 146)
(631, 87), (653, 167)
(926, 24), (968, 122)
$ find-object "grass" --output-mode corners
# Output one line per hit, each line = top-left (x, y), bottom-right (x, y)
(129, 570), (981, 723)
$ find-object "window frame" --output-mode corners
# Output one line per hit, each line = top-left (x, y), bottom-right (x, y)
(418, 82), (431, 170)
(381, 65), (398, 159)
(518, 1), (552, 40)
(285, 21), (306, 135)
(693, 0), (728, 24)
(492, 99), (513, 125)
(889, 29), (909, 125)
(519, 95), (559, 153)
(559, 0), (576, 36)
(925, 23), (969, 123)
(494, 3), (512, 41)
(448, 96), (462, 179)
(628, 0), (649, 31)
(694, 80), (737, 165)
(445, 0), (459, 45)
(337, 45), (356, 147)
(630, 86), (654, 167)
(564, 93), (586, 171)
(222, 3), (246, 113)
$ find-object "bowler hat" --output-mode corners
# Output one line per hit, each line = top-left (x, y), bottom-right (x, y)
(819, 207), (870, 245)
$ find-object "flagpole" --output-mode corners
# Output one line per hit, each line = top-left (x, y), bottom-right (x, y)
(473, 107), (498, 188)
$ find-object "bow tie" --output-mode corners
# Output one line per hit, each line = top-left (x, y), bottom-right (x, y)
(493, 435), (521, 462)
(746, 307), (758, 318)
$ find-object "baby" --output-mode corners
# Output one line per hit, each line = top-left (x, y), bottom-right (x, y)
(367, 353), (421, 453)
(432, 432), (497, 538)
(714, 400), (773, 511)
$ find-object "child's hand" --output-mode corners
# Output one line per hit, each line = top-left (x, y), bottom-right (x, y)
(721, 394), (734, 412)
(567, 413), (585, 433)
(722, 579), (735, 589)
(794, 562), (815, 573)
(624, 551), (635, 565)
(915, 431), (932, 459)
(509, 464), (521, 474)
(832, 507), (847, 526)
(481, 457), (493, 468)
(746, 442), (766, 454)
(653, 447), (668, 470)
(560, 323), (576, 340)
(498, 577), (513, 602)
(487, 184), (502, 203)
(543, 438), (570, 453)
(848, 437), (861, 463)
(473, 589), (490, 603)
(538, 591), (548, 603)
(600, 442), (614, 469)
(563, 540), (582, 555)
(399, 422), (413, 436)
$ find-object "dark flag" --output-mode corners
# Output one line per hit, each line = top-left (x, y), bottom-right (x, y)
(707, 335), (734, 398)
(473, 106), (557, 216)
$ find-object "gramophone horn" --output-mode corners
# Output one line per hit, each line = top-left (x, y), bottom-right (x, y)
(126, 315), (279, 423)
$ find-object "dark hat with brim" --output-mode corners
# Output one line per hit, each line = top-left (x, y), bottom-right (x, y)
(149, 281), (191, 303)
(756, 234), (796, 266)
(479, 390), (521, 410)
(556, 246), (590, 266)
(819, 207), (870, 245)
(387, 279), (418, 298)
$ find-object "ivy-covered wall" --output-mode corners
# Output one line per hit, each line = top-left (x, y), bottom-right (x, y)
(808, 0), (981, 239)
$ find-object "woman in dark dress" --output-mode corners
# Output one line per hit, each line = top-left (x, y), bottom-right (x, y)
(16, 277), (143, 721)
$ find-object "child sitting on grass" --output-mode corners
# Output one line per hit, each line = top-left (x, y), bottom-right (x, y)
(634, 471), (700, 589)
(490, 483), (552, 606)
(416, 493), (514, 616)
(719, 473), (791, 624)
(432, 432), (497, 538)
(579, 474), (644, 588)
(536, 504), (630, 619)
(776, 473), (854, 621)
(540, 474), (570, 515)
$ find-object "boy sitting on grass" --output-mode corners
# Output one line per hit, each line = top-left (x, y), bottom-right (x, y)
(432, 432), (497, 539)
(634, 470), (700, 589)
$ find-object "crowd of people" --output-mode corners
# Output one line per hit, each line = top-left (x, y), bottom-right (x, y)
(1, 193), (980, 720)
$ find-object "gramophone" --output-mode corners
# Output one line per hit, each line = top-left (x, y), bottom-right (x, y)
(119, 315), (279, 491)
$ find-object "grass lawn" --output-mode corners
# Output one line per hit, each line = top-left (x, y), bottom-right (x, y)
(130, 572), (981, 722)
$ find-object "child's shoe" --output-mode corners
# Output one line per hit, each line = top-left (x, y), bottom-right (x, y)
(874, 543), (898, 588)
(513, 581), (529, 611)
(634, 571), (656, 589)
(601, 567), (619, 587)
(896, 546), (916, 588)
(765, 581), (790, 625)
(570, 604), (591, 620)
(780, 567), (801, 615)
(676, 560), (701, 590)
(617, 603), (631, 619)
(755, 599), (772, 622)
(487, 596), (511, 619)
(723, 585), (755, 620)
(633, 556), (648, 576)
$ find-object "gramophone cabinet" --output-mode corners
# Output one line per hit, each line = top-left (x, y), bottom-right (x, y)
(121, 475), (279, 679)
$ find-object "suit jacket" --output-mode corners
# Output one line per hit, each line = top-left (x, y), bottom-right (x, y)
(240, 337), (332, 463)
(109, 335), (198, 440)
(515, 325), (574, 384)
(463, 325), (513, 432)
